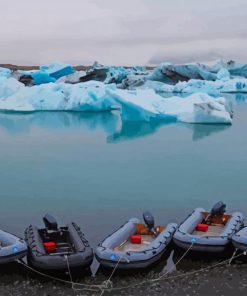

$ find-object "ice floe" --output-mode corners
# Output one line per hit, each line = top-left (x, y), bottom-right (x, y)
(0, 67), (12, 78)
(0, 80), (118, 112)
(0, 78), (232, 124)
(148, 60), (247, 84)
(107, 88), (232, 124)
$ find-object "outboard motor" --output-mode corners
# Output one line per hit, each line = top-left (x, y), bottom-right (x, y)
(43, 214), (58, 231)
(210, 201), (226, 216)
(143, 211), (157, 235)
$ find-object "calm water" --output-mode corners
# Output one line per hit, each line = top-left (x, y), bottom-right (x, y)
(0, 94), (246, 247)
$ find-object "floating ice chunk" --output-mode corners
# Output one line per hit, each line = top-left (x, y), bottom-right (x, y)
(149, 63), (217, 84)
(118, 75), (147, 90)
(178, 98), (232, 124)
(107, 88), (173, 122)
(16, 62), (75, 84)
(0, 67), (11, 78)
(141, 80), (176, 93)
(107, 88), (232, 124)
(40, 62), (74, 79)
(31, 71), (56, 85)
(216, 68), (230, 81)
(64, 81), (118, 111)
(64, 71), (86, 84)
(227, 63), (247, 78)
(0, 81), (118, 112)
(0, 78), (232, 124)
(104, 67), (127, 84)
(0, 77), (25, 99)
(145, 78), (247, 95)
(173, 80), (220, 96)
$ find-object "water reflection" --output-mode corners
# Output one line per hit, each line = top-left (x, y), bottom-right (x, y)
(0, 111), (119, 135)
(107, 119), (174, 143)
(181, 123), (231, 141)
(0, 111), (231, 142)
(223, 93), (247, 103)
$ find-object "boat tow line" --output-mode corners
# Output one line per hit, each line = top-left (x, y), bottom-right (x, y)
(16, 248), (247, 294)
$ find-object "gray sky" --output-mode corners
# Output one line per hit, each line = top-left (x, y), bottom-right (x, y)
(0, 0), (247, 65)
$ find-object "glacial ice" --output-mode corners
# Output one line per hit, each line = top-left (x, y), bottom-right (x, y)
(107, 88), (232, 124)
(39, 62), (74, 79)
(16, 63), (75, 85)
(0, 67), (12, 78)
(172, 78), (247, 95)
(0, 80), (118, 112)
(148, 60), (247, 84)
(0, 78), (232, 124)
(148, 62), (217, 84)
(0, 77), (25, 99)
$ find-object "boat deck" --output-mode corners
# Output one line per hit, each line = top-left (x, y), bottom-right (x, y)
(192, 225), (224, 237)
(114, 235), (154, 252)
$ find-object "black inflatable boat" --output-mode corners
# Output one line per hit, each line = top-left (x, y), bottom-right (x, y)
(25, 214), (93, 271)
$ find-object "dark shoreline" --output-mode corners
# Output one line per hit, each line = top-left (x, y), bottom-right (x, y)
(0, 64), (154, 71)
(1, 251), (247, 296)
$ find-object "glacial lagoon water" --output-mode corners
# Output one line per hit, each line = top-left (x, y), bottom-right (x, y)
(0, 94), (246, 247)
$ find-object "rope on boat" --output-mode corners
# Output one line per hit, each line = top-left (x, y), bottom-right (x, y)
(16, 249), (247, 294)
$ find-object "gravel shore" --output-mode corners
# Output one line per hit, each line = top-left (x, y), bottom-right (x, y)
(1, 256), (247, 296)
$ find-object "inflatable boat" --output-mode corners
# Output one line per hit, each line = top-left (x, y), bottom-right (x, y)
(0, 230), (27, 264)
(232, 227), (247, 251)
(173, 202), (244, 253)
(95, 212), (178, 269)
(25, 214), (93, 270)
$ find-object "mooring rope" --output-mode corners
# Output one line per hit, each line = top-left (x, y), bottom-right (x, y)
(17, 249), (246, 294)
(17, 259), (103, 292)
(108, 250), (246, 293)
(99, 255), (124, 296)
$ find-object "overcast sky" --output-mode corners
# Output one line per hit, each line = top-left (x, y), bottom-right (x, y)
(0, 0), (246, 65)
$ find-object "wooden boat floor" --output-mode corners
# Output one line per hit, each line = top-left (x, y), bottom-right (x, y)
(114, 235), (154, 252)
(192, 225), (224, 237)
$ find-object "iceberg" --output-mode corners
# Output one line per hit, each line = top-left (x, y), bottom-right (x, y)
(216, 68), (230, 81)
(0, 74), (233, 124)
(148, 60), (247, 85)
(80, 62), (150, 86)
(0, 67), (11, 78)
(57, 70), (86, 84)
(40, 62), (74, 79)
(16, 63), (75, 85)
(172, 78), (247, 95)
(0, 77), (25, 99)
(107, 88), (232, 124)
(148, 63), (217, 84)
(226, 62), (247, 78)
(0, 81), (118, 112)
(141, 76), (247, 96)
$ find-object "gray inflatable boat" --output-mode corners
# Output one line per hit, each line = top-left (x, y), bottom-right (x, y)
(25, 214), (93, 270)
(173, 202), (244, 253)
(0, 230), (27, 264)
(232, 227), (247, 251)
(96, 212), (178, 269)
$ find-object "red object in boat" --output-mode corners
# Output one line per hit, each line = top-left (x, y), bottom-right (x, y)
(131, 235), (142, 244)
(196, 224), (208, 232)
(43, 241), (57, 252)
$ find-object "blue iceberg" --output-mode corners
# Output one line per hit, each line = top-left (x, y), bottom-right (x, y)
(40, 62), (75, 79)
(148, 62), (217, 84)
(0, 77), (232, 124)
(17, 63), (75, 85)
(0, 67), (12, 78)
